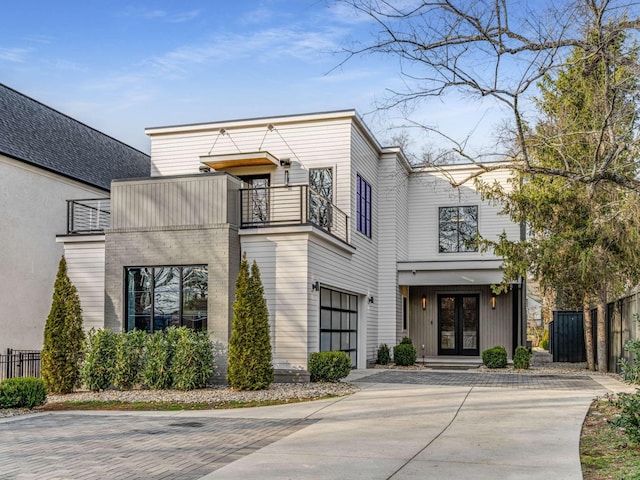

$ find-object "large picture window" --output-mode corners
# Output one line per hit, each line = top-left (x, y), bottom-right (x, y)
(356, 174), (372, 238)
(319, 287), (358, 367)
(126, 265), (208, 333)
(439, 206), (478, 253)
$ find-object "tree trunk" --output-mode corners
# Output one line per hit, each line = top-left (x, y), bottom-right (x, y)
(583, 301), (595, 371)
(596, 288), (608, 373)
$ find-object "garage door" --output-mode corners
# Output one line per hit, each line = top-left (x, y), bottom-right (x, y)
(319, 287), (358, 366)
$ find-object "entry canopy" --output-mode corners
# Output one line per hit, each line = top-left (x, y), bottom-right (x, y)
(200, 151), (280, 171)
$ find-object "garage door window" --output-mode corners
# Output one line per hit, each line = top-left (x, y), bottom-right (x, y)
(320, 287), (357, 366)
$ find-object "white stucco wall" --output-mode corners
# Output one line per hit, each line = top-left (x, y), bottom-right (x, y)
(0, 155), (106, 352)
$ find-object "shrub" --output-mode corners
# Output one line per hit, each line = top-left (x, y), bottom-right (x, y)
(0, 377), (47, 409)
(610, 391), (640, 443)
(308, 351), (351, 382)
(513, 346), (532, 369)
(41, 257), (85, 394)
(113, 329), (147, 390)
(482, 346), (508, 368)
(394, 341), (417, 366)
(227, 254), (274, 390)
(377, 344), (390, 365)
(143, 329), (176, 390)
(82, 329), (117, 392)
(171, 328), (215, 390)
(540, 329), (549, 350)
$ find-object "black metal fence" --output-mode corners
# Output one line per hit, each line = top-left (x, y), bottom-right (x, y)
(0, 349), (41, 381)
(549, 311), (586, 363)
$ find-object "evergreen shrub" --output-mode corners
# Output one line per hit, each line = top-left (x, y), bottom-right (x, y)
(308, 351), (351, 382)
(394, 339), (417, 366)
(171, 328), (214, 390)
(0, 377), (47, 409)
(143, 329), (176, 390)
(513, 345), (532, 369)
(227, 254), (274, 390)
(540, 329), (550, 350)
(41, 257), (85, 394)
(611, 392), (640, 443)
(377, 343), (390, 365)
(82, 329), (117, 392)
(482, 346), (508, 368)
(113, 329), (147, 390)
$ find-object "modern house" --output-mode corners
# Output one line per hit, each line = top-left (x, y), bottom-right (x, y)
(0, 83), (150, 353)
(58, 110), (525, 380)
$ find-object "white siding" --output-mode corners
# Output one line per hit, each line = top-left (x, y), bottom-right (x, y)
(408, 165), (520, 261)
(240, 232), (310, 370)
(59, 238), (106, 332)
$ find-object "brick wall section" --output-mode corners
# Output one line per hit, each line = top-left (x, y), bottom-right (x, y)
(104, 225), (240, 378)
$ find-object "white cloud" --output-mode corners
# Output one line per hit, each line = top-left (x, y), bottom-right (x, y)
(0, 47), (30, 63)
(118, 7), (200, 23)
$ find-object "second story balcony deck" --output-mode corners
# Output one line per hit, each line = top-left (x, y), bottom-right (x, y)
(240, 185), (349, 244)
(66, 198), (110, 234)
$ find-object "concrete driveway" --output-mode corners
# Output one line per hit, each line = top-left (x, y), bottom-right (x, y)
(0, 370), (632, 480)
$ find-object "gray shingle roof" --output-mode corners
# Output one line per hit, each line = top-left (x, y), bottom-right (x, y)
(0, 83), (150, 191)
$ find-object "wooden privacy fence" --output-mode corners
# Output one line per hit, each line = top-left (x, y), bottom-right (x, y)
(0, 349), (41, 381)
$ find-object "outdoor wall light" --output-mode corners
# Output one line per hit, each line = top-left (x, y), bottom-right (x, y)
(491, 295), (497, 310)
(311, 281), (319, 292)
(368, 296), (374, 304)
(421, 295), (427, 310)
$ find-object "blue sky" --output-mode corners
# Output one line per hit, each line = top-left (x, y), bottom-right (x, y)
(1, 0), (502, 154)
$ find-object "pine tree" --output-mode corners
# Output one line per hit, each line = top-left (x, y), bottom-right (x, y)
(227, 253), (273, 390)
(41, 257), (85, 394)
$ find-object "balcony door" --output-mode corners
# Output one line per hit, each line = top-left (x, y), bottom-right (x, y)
(240, 174), (270, 224)
(438, 294), (479, 356)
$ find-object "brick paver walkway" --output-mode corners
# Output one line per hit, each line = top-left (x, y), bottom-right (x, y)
(0, 414), (316, 480)
(354, 370), (603, 390)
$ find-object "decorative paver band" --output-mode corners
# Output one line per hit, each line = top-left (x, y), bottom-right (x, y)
(354, 370), (603, 390)
(0, 414), (317, 480)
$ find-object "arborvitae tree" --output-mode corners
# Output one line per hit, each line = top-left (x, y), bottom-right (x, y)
(227, 253), (273, 390)
(41, 257), (85, 394)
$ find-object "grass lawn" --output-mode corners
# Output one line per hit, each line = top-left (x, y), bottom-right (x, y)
(581, 397), (640, 479)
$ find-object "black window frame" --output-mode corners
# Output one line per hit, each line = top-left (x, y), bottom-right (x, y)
(125, 265), (208, 333)
(356, 174), (372, 238)
(438, 205), (478, 253)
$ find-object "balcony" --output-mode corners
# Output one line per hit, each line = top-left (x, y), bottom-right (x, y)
(240, 185), (349, 244)
(66, 198), (110, 234)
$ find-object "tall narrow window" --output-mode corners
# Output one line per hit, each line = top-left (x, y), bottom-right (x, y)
(439, 206), (478, 253)
(125, 265), (208, 333)
(356, 174), (372, 238)
(309, 168), (333, 228)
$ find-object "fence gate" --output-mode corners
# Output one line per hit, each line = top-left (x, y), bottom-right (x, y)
(550, 311), (586, 363)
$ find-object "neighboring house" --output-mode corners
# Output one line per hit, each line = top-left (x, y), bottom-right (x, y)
(0, 83), (150, 353)
(58, 110), (524, 380)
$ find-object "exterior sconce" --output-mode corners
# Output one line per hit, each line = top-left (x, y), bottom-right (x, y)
(199, 165), (211, 173)
(491, 295), (497, 310)
(311, 281), (319, 292)
(368, 296), (374, 304)
(421, 295), (427, 310)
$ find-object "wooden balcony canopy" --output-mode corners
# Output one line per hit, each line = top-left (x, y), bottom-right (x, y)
(200, 151), (280, 171)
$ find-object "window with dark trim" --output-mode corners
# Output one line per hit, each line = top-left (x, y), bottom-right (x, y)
(319, 287), (358, 367)
(125, 265), (208, 333)
(402, 296), (407, 331)
(356, 174), (372, 238)
(439, 206), (478, 253)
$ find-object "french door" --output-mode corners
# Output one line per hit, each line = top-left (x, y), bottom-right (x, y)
(438, 294), (479, 356)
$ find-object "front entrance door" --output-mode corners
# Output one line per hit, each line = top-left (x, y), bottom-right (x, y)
(438, 294), (479, 356)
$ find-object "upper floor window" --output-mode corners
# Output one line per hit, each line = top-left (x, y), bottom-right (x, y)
(126, 265), (208, 333)
(357, 174), (372, 238)
(439, 206), (478, 253)
(309, 168), (333, 228)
